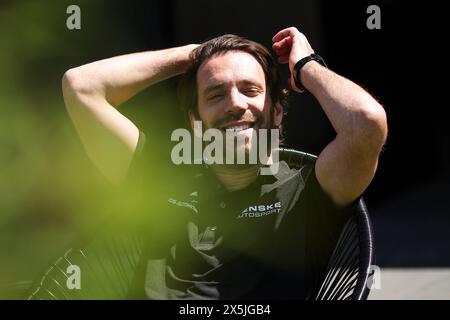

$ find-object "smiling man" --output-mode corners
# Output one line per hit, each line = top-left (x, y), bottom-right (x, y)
(60, 27), (387, 299)
(182, 40), (284, 183)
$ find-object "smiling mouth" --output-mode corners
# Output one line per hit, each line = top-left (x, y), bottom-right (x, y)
(221, 122), (255, 132)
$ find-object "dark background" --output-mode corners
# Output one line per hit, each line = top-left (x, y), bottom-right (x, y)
(0, 0), (448, 298)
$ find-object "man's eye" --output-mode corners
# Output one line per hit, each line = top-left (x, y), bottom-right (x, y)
(208, 94), (223, 101)
(244, 88), (261, 96)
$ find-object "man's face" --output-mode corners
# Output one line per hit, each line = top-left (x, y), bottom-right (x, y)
(193, 51), (282, 159)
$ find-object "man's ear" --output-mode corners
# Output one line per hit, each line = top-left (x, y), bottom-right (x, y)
(274, 102), (284, 127)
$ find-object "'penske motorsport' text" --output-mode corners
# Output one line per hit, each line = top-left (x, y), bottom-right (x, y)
(238, 201), (281, 219)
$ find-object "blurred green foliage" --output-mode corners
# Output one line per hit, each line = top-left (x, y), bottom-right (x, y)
(0, 0), (186, 298)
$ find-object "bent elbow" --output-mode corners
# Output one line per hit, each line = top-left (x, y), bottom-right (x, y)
(354, 102), (388, 151)
(366, 103), (387, 140)
(62, 68), (83, 94)
(62, 67), (97, 99)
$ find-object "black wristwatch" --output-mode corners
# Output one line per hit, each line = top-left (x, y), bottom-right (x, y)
(293, 53), (327, 92)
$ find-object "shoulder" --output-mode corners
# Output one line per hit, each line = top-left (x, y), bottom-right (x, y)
(276, 149), (355, 222)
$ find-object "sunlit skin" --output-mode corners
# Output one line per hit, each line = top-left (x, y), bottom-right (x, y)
(195, 51), (282, 137)
(190, 51), (283, 190)
(63, 25), (387, 202)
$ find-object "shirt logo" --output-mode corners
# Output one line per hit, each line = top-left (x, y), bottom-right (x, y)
(237, 201), (282, 218)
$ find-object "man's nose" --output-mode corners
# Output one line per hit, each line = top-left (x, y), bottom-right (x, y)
(225, 89), (248, 113)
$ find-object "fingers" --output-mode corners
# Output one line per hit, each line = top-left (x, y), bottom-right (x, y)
(272, 27), (304, 65)
(272, 26), (300, 43)
(272, 36), (290, 49)
(272, 27), (313, 70)
(272, 37), (291, 56)
(278, 55), (289, 64)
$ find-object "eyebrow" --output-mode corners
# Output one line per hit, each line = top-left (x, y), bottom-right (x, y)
(203, 83), (225, 96)
(202, 80), (264, 96)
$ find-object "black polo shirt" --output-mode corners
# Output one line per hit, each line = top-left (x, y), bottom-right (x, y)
(123, 131), (353, 300)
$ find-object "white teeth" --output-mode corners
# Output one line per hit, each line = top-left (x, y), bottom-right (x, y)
(227, 124), (251, 132)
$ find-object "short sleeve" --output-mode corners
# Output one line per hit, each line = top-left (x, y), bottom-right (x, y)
(115, 130), (178, 257)
(118, 130), (196, 257)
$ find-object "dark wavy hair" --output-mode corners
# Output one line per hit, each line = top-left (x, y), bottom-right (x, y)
(178, 34), (289, 141)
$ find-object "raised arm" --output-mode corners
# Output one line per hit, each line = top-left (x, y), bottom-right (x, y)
(272, 27), (387, 206)
(62, 44), (198, 185)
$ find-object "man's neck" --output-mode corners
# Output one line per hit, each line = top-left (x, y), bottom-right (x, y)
(211, 164), (260, 192)
(210, 152), (275, 192)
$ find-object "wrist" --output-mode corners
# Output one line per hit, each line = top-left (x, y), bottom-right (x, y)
(293, 54), (327, 93)
(167, 45), (195, 73)
(179, 44), (200, 68)
(299, 61), (322, 90)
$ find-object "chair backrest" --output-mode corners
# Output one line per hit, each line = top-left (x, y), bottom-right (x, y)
(279, 148), (375, 300)
(27, 232), (144, 300)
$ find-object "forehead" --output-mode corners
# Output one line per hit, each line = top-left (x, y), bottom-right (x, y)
(196, 51), (265, 92)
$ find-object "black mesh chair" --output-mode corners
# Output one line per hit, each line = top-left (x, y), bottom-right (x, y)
(27, 149), (375, 300)
(279, 148), (375, 300)
(27, 232), (144, 300)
